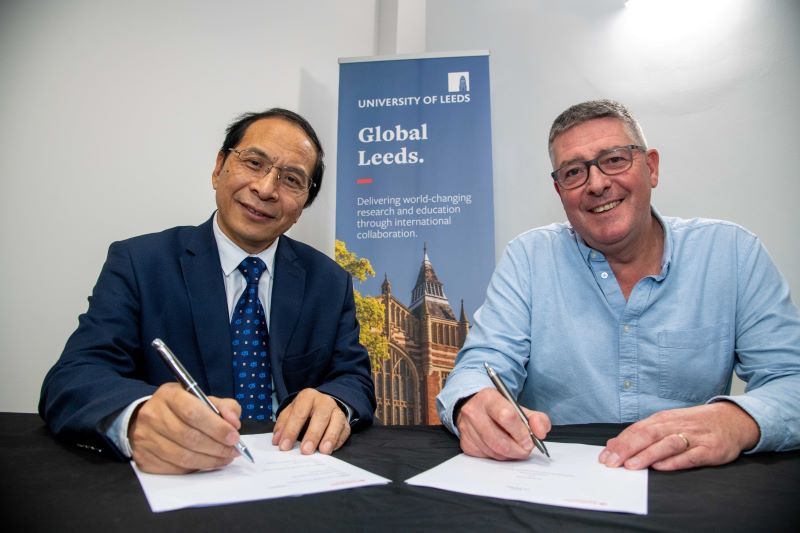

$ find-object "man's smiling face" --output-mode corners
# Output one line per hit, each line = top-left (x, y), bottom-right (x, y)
(551, 117), (659, 258)
(212, 117), (316, 253)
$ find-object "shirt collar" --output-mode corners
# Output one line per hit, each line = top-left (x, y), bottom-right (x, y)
(212, 212), (277, 279)
(651, 206), (672, 279)
(572, 206), (672, 279)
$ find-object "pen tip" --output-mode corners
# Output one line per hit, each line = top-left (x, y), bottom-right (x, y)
(242, 448), (255, 463)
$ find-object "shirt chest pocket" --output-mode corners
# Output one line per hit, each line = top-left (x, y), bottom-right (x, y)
(657, 324), (733, 403)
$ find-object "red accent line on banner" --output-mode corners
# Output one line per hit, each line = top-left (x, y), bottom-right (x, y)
(356, 178), (373, 184)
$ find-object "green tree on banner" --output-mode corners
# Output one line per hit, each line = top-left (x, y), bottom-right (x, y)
(335, 240), (389, 369)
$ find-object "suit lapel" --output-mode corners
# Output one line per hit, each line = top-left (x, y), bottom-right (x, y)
(269, 237), (306, 400)
(180, 216), (233, 397)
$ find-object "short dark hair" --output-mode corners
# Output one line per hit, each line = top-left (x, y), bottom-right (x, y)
(548, 99), (647, 165)
(220, 108), (325, 207)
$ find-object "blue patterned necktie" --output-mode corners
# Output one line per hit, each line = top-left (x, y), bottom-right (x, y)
(231, 257), (272, 421)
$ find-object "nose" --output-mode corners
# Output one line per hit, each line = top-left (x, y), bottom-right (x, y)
(251, 166), (280, 199)
(584, 162), (611, 195)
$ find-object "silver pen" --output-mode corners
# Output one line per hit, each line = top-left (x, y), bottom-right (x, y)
(151, 338), (255, 463)
(484, 362), (550, 458)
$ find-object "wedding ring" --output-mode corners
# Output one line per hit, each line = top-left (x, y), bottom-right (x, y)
(677, 433), (690, 449)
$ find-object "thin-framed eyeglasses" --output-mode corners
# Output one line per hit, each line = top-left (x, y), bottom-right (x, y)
(228, 148), (314, 194)
(551, 145), (645, 190)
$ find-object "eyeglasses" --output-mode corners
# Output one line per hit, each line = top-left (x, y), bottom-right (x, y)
(228, 148), (314, 194)
(551, 145), (645, 190)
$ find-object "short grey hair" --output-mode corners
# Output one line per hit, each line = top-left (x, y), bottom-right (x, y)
(548, 99), (647, 165)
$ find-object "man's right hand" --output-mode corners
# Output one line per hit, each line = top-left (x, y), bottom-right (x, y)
(456, 387), (551, 461)
(129, 382), (243, 474)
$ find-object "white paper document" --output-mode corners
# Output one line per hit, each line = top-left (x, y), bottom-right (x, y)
(133, 433), (390, 512)
(406, 441), (648, 515)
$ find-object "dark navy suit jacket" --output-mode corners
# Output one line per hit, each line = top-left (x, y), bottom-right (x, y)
(39, 215), (375, 457)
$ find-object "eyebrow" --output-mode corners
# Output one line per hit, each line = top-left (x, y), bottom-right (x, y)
(556, 145), (628, 168)
(557, 156), (586, 168)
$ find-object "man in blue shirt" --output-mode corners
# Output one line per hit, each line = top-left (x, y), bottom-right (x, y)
(437, 100), (800, 471)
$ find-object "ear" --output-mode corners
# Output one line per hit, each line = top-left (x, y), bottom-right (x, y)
(552, 180), (561, 195)
(645, 148), (660, 188)
(211, 151), (225, 190)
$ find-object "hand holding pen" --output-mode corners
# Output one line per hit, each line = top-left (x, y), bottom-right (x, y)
(484, 362), (550, 459)
(125, 339), (253, 474)
(152, 339), (254, 463)
(454, 364), (552, 461)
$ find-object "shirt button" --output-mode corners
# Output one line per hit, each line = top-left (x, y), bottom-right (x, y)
(623, 324), (630, 333)
(600, 272), (609, 279)
(623, 380), (632, 390)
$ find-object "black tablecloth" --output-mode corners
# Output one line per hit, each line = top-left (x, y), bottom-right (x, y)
(1, 413), (798, 532)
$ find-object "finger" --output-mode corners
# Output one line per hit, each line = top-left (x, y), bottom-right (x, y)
(272, 404), (291, 446)
(138, 388), (241, 460)
(131, 418), (237, 472)
(600, 419), (669, 467)
(457, 390), (533, 460)
(455, 399), (497, 459)
(140, 435), (237, 472)
(131, 445), (194, 475)
(461, 408), (529, 460)
(459, 422), (508, 460)
(650, 448), (704, 472)
(333, 419), (351, 452)
(457, 416), (498, 459)
(131, 391), (191, 448)
(318, 409), (349, 455)
(620, 433), (692, 470)
(130, 386), (241, 471)
(211, 396), (242, 429)
(134, 405), (238, 462)
(172, 393), (242, 450)
(651, 446), (709, 471)
(485, 398), (535, 455)
(129, 406), (193, 474)
(524, 409), (552, 440)
(459, 435), (492, 459)
(299, 399), (337, 455)
(277, 390), (316, 451)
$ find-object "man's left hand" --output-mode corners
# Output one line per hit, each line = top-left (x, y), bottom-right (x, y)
(599, 402), (760, 471)
(271, 388), (351, 455)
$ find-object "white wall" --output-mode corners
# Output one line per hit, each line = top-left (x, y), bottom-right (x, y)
(2, 0), (797, 411)
(425, 0), (800, 394)
(0, 0), (378, 412)
(424, 0), (799, 293)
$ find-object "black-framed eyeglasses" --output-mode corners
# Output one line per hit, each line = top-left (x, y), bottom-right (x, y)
(551, 145), (645, 190)
(228, 148), (314, 194)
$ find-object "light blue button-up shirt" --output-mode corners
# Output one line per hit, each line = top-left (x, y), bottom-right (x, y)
(437, 209), (800, 453)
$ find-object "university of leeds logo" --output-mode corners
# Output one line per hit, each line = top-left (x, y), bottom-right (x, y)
(447, 71), (470, 93)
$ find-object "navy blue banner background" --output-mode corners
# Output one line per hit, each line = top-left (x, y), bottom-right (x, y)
(336, 53), (494, 322)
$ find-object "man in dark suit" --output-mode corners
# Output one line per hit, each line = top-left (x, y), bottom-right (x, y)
(39, 108), (375, 474)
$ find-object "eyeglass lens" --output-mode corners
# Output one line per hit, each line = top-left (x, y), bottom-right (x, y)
(233, 149), (311, 192)
(555, 146), (636, 189)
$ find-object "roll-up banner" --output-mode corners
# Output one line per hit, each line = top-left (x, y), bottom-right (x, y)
(336, 51), (494, 425)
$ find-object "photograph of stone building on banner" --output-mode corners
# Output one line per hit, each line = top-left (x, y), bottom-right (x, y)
(373, 245), (469, 425)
